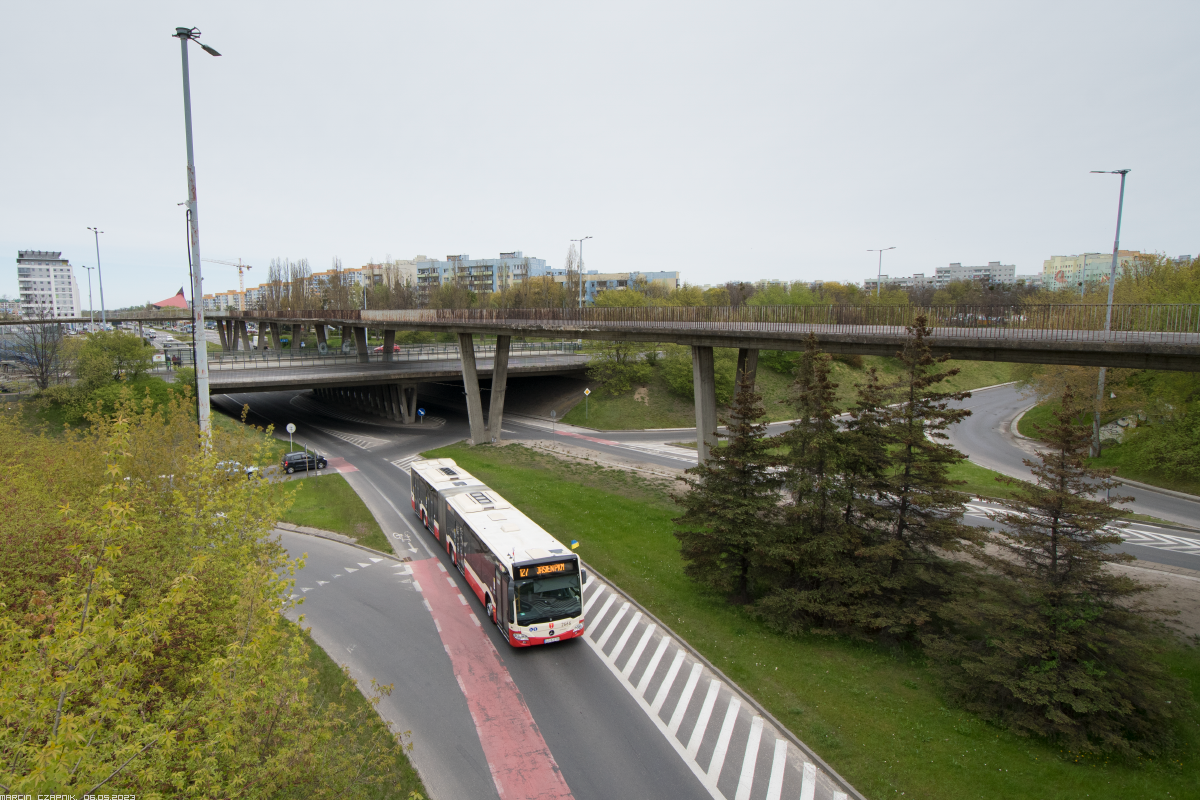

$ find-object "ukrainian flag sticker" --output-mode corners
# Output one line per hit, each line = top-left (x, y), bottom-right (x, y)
(570, 540), (580, 549)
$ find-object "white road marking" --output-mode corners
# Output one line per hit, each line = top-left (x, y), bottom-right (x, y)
(592, 594), (619, 629)
(608, 611), (643, 665)
(344, 567), (358, 573)
(594, 603), (630, 651)
(622, 622), (657, 680)
(733, 716), (764, 800)
(764, 738), (787, 800)
(316, 580), (328, 586)
(706, 696), (741, 784)
(357, 562), (371, 568)
(800, 761), (817, 800)
(446, 577), (456, 587)
(457, 594), (468, 606)
(687, 679), (721, 758)
(583, 585), (608, 614)
(650, 649), (686, 715)
(369, 557), (384, 563)
(301, 587), (313, 592)
(412, 581), (422, 592)
(636, 636), (672, 696)
(314, 426), (389, 450)
(668, 662), (703, 735)
(391, 455), (419, 470)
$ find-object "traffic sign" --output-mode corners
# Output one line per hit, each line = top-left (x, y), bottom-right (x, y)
(584, 388), (591, 396)
(286, 423), (296, 433)
(550, 409), (556, 419)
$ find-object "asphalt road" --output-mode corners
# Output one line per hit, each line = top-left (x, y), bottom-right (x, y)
(219, 391), (724, 800)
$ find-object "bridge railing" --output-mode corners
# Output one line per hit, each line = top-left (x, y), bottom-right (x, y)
(159, 341), (586, 370)
(223, 304), (1200, 343)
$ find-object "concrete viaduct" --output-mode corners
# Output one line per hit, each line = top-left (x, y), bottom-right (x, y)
(8, 305), (1196, 460)
(203, 305), (1200, 460)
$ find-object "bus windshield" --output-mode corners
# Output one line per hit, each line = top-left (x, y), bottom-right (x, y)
(514, 574), (582, 626)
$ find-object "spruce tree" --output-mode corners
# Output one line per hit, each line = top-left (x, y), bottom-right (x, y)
(674, 372), (781, 604)
(757, 336), (872, 632)
(855, 316), (983, 636)
(928, 386), (1187, 756)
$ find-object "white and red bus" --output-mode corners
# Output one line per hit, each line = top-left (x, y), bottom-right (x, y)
(410, 458), (587, 647)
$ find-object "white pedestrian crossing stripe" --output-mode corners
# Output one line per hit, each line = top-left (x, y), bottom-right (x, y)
(581, 576), (858, 800)
(391, 455), (420, 471)
(314, 426), (389, 450)
(964, 503), (1200, 558)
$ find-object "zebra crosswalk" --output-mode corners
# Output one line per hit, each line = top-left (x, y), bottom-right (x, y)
(580, 576), (857, 800)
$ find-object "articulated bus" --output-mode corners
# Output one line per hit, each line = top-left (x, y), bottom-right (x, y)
(410, 458), (586, 647)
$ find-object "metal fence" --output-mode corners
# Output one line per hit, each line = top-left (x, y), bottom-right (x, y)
(159, 341), (585, 371)
(218, 304), (1200, 344)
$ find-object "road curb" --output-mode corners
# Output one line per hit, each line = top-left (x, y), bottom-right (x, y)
(274, 524), (402, 562)
(580, 561), (867, 800)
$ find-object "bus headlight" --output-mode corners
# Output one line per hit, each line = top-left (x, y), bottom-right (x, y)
(573, 621), (584, 631)
(512, 632), (529, 642)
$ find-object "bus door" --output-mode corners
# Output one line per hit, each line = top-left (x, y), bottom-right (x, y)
(451, 523), (466, 576)
(497, 573), (510, 627)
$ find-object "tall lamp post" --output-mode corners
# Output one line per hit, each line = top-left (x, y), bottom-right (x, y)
(173, 26), (221, 437)
(80, 264), (96, 332)
(1089, 168), (1130, 457)
(867, 246), (896, 299)
(571, 236), (592, 309)
(87, 227), (106, 327)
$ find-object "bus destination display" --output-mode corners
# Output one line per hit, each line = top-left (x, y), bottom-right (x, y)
(515, 559), (578, 579)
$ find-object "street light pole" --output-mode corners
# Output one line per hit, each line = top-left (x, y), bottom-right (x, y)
(173, 26), (221, 437)
(87, 227), (106, 326)
(571, 236), (592, 309)
(1089, 168), (1131, 457)
(867, 247), (896, 299)
(80, 265), (95, 332)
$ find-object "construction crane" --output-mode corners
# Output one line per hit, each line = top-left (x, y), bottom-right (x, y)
(201, 258), (253, 311)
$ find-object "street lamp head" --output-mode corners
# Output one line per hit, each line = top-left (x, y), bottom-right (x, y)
(173, 26), (220, 55)
(1091, 169), (1131, 175)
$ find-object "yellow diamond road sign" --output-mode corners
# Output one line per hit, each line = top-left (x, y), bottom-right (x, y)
(584, 388), (591, 396)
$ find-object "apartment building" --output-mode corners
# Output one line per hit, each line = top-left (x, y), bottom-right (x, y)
(16, 250), (82, 318)
(1041, 251), (1142, 290)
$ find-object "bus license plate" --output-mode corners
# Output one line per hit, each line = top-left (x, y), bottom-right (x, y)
(544, 637), (560, 643)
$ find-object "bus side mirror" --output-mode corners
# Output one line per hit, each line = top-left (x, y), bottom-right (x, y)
(581, 570), (588, 585)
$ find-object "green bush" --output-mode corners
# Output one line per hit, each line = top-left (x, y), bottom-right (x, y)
(660, 345), (738, 404)
(1117, 401), (1200, 482)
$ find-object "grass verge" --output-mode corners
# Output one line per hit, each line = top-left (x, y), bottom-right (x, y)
(419, 441), (1200, 800)
(1018, 401), (1200, 497)
(280, 473), (392, 553)
(564, 356), (1016, 430)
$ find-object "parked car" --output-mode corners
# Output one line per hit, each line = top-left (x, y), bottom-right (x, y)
(216, 460), (260, 479)
(373, 344), (403, 353)
(281, 451), (328, 474)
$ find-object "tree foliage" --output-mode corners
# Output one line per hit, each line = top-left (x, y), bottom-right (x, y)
(674, 373), (782, 604)
(0, 398), (419, 796)
(585, 340), (653, 396)
(927, 387), (1189, 755)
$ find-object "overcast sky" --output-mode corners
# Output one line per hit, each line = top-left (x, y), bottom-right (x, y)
(3, 1), (1197, 307)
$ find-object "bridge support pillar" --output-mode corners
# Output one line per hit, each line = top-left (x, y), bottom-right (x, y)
(315, 324), (327, 353)
(270, 322), (283, 351)
(458, 333), (487, 444)
(692, 345), (718, 462)
(237, 321), (251, 351)
(216, 320), (229, 350)
(382, 329), (395, 362)
(736, 348), (759, 392)
(487, 335), (511, 443)
(137, 321), (144, 341)
(353, 326), (369, 364)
